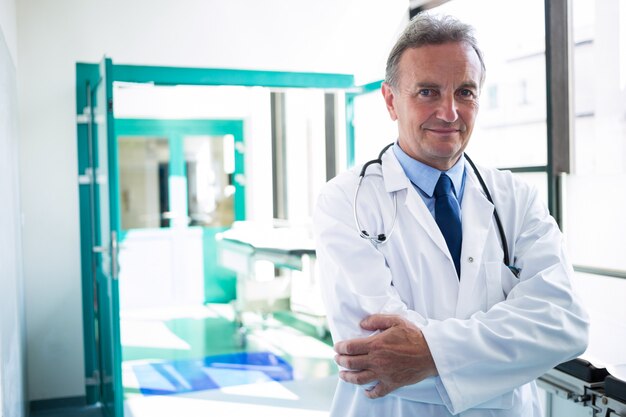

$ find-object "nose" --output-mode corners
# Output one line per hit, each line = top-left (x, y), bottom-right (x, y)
(436, 94), (459, 123)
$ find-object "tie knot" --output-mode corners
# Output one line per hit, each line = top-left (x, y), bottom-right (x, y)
(434, 173), (454, 198)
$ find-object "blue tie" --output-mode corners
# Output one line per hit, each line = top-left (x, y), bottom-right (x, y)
(434, 173), (462, 277)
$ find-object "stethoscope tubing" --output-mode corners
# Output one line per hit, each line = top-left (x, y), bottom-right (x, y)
(353, 174), (398, 243)
(354, 143), (518, 276)
(354, 143), (397, 243)
(464, 153), (512, 268)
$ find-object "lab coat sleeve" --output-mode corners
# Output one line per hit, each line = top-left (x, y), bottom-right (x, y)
(313, 177), (430, 342)
(421, 182), (590, 414)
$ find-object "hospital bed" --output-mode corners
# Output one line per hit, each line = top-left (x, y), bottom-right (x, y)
(539, 358), (626, 416)
(216, 221), (327, 345)
(537, 294), (626, 417)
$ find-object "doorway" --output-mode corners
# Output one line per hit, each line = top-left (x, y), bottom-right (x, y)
(76, 60), (354, 416)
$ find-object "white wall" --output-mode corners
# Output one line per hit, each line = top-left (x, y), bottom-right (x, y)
(16, 0), (408, 401)
(0, 0), (17, 63)
(0, 0), (26, 415)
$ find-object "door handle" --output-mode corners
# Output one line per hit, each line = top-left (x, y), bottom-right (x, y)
(111, 230), (119, 280)
(92, 230), (120, 280)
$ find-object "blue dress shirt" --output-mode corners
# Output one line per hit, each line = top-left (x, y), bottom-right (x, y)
(392, 143), (466, 219)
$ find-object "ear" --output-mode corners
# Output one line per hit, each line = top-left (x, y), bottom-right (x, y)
(381, 82), (398, 121)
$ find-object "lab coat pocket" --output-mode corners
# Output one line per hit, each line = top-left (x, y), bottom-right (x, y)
(484, 261), (507, 307)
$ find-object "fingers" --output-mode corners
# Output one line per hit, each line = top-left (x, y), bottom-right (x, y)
(359, 314), (405, 331)
(338, 369), (377, 386)
(334, 337), (371, 355)
(339, 369), (395, 399)
(335, 353), (374, 371)
(364, 381), (395, 399)
(333, 317), (437, 400)
(335, 315), (408, 354)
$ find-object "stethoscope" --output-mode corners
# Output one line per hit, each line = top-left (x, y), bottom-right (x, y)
(353, 143), (520, 277)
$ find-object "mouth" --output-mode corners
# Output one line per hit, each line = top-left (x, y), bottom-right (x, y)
(424, 127), (463, 135)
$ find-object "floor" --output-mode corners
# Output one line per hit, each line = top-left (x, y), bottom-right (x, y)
(30, 405), (103, 417)
(124, 303), (337, 416)
(32, 304), (338, 417)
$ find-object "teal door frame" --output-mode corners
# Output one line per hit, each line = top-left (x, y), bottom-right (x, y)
(76, 60), (356, 412)
(345, 80), (383, 167)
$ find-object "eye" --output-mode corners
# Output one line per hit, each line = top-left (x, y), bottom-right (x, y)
(417, 89), (436, 97)
(458, 89), (476, 99)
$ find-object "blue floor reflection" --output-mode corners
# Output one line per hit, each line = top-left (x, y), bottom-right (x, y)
(130, 352), (293, 395)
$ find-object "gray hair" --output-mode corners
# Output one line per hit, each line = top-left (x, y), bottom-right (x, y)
(385, 14), (486, 88)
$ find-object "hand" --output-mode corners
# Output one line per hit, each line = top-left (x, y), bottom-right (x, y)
(334, 314), (438, 399)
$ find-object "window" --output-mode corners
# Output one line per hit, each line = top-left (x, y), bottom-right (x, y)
(435, 0), (549, 202)
(487, 85), (498, 110)
(565, 0), (626, 272)
(284, 89), (327, 223)
(519, 80), (529, 106)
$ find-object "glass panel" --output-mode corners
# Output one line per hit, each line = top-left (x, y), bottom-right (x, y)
(434, 0), (548, 169)
(93, 58), (123, 417)
(565, 0), (626, 271)
(184, 135), (235, 227)
(96, 97), (112, 274)
(93, 65), (114, 410)
(117, 136), (170, 229)
(284, 89), (327, 222)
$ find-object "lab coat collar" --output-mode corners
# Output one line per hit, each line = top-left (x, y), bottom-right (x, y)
(381, 149), (456, 274)
(380, 148), (412, 193)
(392, 143), (465, 199)
(381, 146), (465, 197)
(380, 151), (497, 298)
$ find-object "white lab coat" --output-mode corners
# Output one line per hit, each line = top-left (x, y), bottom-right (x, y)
(313, 149), (589, 417)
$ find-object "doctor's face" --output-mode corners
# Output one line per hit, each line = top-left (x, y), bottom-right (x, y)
(382, 42), (482, 171)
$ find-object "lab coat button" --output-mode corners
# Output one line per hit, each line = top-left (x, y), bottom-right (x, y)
(468, 257), (474, 263)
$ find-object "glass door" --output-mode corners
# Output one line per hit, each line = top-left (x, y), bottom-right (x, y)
(91, 57), (124, 417)
(113, 119), (246, 312)
(182, 133), (243, 302)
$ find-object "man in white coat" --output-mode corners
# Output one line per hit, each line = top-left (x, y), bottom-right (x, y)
(313, 13), (589, 417)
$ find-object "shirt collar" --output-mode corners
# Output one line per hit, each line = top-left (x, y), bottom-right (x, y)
(392, 143), (465, 198)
